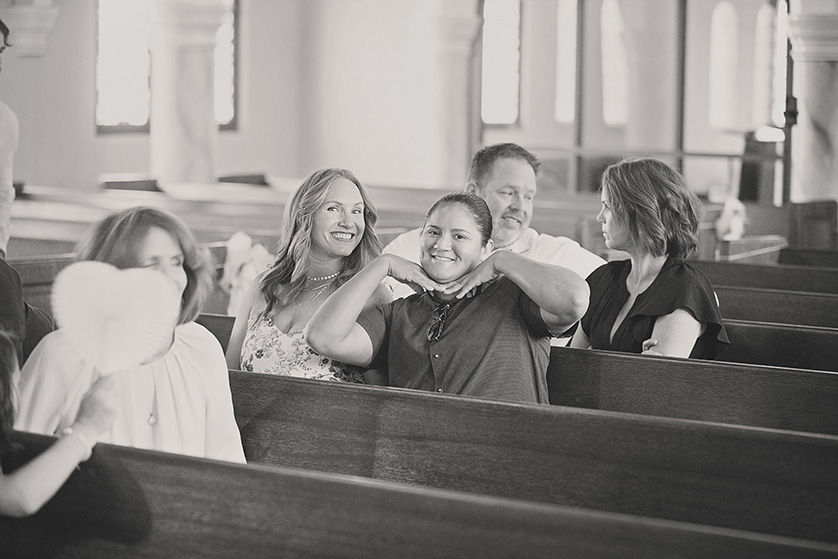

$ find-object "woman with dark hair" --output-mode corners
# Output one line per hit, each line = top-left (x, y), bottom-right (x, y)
(16, 207), (245, 463)
(226, 168), (391, 381)
(306, 192), (589, 404)
(570, 158), (729, 358)
(0, 328), (117, 516)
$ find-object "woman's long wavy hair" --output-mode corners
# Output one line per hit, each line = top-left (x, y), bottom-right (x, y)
(76, 207), (214, 324)
(260, 168), (382, 313)
(0, 330), (19, 457)
(601, 158), (703, 260)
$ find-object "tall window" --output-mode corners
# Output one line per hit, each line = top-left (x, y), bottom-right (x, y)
(96, 0), (237, 132)
(481, 0), (522, 125)
(600, 0), (627, 126)
(708, 1), (738, 130)
(554, 0), (577, 124)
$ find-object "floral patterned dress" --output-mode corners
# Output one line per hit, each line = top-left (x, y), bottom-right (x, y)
(240, 315), (365, 382)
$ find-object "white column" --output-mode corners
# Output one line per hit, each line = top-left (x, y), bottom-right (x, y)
(149, 0), (227, 186)
(437, 6), (481, 187)
(618, 0), (679, 152)
(787, 3), (838, 203)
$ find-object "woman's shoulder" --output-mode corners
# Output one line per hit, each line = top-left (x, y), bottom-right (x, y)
(25, 329), (76, 360)
(20, 330), (90, 384)
(660, 258), (714, 291)
(587, 259), (627, 285)
(176, 322), (225, 352)
(368, 282), (395, 307)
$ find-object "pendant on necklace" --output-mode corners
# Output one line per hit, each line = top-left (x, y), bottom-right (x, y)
(148, 413), (157, 426)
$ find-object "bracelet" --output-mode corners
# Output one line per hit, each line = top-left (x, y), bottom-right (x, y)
(61, 427), (94, 462)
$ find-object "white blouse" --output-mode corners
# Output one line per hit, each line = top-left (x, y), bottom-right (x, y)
(15, 322), (246, 464)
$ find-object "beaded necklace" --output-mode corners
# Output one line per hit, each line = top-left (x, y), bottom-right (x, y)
(306, 270), (340, 282)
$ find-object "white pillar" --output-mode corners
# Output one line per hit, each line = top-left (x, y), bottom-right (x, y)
(149, 0), (227, 186)
(618, 0), (679, 152)
(437, 6), (481, 187)
(787, 3), (838, 203)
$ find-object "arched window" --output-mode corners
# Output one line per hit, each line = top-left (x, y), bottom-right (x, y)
(96, 0), (237, 133)
(600, 0), (627, 126)
(554, 0), (577, 124)
(708, 1), (738, 130)
(752, 3), (775, 127)
(481, 0), (521, 125)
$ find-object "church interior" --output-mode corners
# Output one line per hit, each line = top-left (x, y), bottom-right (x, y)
(2, 0), (838, 557)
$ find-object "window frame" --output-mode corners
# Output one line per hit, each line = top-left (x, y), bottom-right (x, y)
(95, 0), (239, 135)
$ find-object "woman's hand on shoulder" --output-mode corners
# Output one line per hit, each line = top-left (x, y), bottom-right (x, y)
(381, 254), (445, 295)
(443, 252), (502, 299)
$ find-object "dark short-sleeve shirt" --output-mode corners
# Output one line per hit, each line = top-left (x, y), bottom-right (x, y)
(581, 257), (729, 358)
(357, 276), (552, 404)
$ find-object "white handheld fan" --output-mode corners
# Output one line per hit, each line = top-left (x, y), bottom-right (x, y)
(51, 261), (181, 375)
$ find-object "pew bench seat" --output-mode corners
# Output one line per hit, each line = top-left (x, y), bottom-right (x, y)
(9, 432), (834, 558)
(228, 370), (838, 544)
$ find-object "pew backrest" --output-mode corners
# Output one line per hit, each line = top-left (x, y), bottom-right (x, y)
(228, 370), (838, 543)
(779, 248), (838, 268)
(719, 319), (838, 372)
(691, 260), (838, 295)
(714, 285), (838, 328)
(11, 432), (829, 559)
(546, 346), (838, 434)
(195, 312), (235, 354)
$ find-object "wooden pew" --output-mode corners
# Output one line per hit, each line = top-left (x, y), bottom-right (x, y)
(691, 260), (838, 295)
(228, 370), (838, 543)
(779, 248), (838, 268)
(720, 319), (838, 372)
(546, 346), (838, 434)
(10, 433), (831, 558)
(714, 285), (838, 328)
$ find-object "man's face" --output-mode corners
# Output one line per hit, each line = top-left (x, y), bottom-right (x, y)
(473, 158), (536, 249)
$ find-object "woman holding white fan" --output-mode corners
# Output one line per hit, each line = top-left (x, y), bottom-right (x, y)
(15, 207), (245, 464)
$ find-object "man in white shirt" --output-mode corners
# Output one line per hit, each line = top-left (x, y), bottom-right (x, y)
(383, 143), (605, 299)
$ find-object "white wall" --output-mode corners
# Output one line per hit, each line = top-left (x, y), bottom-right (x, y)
(0, 0), (474, 192)
(297, 0), (453, 188)
(0, 0), (305, 190)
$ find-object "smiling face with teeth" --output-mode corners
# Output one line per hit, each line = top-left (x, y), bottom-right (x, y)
(420, 202), (493, 284)
(310, 177), (366, 259)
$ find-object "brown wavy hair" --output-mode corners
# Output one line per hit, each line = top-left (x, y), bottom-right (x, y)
(76, 206), (214, 324)
(600, 158), (703, 260)
(260, 168), (382, 313)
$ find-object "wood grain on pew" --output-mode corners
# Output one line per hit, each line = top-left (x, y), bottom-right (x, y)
(196, 312), (838, 423)
(779, 248), (838, 268)
(714, 285), (838, 328)
(195, 312), (235, 354)
(10, 433), (833, 558)
(691, 260), (838, 295)
(228, 370), (838, 543)
(720, 320), (838, 372)
(546, 346), (838, 434)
